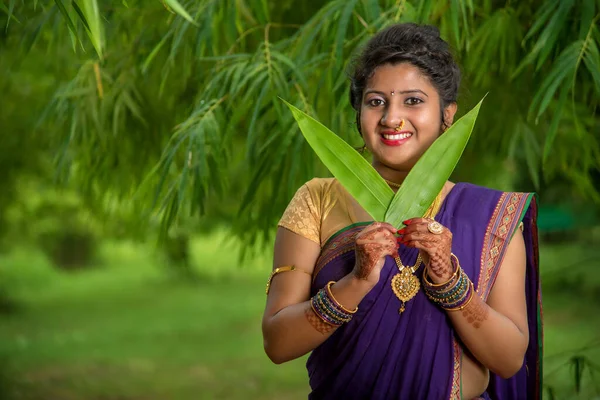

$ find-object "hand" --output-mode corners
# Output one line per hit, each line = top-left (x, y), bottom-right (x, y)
(398, 218), (454, 284)
(352, 222), (399, 285)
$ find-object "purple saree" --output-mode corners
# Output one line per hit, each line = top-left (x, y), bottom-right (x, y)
(307, 183), (542, 400)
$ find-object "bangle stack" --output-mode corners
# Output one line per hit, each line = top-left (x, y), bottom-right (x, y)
(310, 281), (358, 326)
(423, 253), (474, 311)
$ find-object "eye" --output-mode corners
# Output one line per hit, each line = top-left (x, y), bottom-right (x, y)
(405, 97), (423, 106)
(367, 98), (385, 107)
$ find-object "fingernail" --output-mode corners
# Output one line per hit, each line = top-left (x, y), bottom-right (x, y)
(397, 228), (406, 234)
(403, 219), (412, 225)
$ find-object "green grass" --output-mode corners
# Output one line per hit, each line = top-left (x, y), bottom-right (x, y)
(0, 234), (599, 399)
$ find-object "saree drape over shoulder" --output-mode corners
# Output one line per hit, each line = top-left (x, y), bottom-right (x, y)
(278, 179), (542, 400)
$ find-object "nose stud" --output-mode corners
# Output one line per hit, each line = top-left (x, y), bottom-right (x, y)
(394, 119), (405, 132)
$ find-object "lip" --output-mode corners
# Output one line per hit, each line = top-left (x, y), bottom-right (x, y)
(380, 130), (413, 147)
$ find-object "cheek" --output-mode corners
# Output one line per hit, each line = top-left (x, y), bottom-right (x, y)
(412, 107), (442, 133)
(360, 108), (380, 131)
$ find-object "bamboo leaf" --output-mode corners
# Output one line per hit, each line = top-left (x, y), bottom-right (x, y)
(385, 96), (486, 228)
(334, 0), (358, 61)
(282, 98), (393, 221)
(543, 85), (569, 162)
(142, 32), (172, 74)
(73, 0), (104, 59)
(5, 0), (15, 31)
(53, 0), (81, 52)
(163, 0), (198, 26)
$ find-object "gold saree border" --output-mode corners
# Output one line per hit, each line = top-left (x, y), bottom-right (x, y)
(477, 192), (532, 301)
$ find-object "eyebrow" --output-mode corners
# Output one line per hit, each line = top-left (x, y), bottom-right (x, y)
(364, 89), (429, 97)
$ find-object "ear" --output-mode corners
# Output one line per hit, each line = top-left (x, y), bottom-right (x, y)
(443, 102), (458, 127)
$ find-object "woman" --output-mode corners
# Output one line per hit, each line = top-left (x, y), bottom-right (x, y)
(262, 23), (541, 400)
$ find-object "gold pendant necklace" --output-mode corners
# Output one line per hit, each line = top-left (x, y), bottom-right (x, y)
(387, 187), (444, 313)
(391, 254), (422, 313)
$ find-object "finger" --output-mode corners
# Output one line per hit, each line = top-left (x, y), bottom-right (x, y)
(378, 222), (398, 234)
(397, 222), (430, 236)
(359, 227), (396, 242)
(399, 231), (439, 243)
(402, 218), (431, 226)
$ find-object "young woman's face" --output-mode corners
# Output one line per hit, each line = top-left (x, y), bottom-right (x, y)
(360, 62), (457, 172)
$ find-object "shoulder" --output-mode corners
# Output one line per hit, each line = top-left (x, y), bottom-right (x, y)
(303, 177), (337, 191)
(301, 177), (338, 200)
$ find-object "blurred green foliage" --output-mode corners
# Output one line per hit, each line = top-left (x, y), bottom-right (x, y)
(0, 0), (599, 245)
(0, 233), (598, 399)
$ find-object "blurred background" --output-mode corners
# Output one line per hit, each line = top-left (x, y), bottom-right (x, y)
(0, 1), (599, 399)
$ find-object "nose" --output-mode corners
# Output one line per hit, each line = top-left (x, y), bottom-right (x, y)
(380, 105), (403, 128)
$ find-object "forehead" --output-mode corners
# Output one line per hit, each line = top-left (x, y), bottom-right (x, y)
(365, 63), (436, 94)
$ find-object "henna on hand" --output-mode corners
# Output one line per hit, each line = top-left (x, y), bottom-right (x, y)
(354, 242), (397, 280)
(400, 219), (453, 282)
(305, 305), (336, 334)
(461, 296), (490, 329)
(352, 223), (398, 281)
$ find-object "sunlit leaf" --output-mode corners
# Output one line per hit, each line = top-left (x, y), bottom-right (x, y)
(73, 0), (105, 58)
(163, 0), (198, 26)
(385, 96), (485, 228)
(282, 98), (393, 221)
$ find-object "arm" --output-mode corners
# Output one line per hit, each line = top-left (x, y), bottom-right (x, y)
(401, 219), (528, 378)
(262, 223), (397, 364)
(446, 230), (528, 378)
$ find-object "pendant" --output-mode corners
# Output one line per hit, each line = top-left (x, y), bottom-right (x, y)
(391, 268), (420, 313)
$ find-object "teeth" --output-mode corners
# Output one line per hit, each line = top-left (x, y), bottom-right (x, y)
(383, 133), (412, 140)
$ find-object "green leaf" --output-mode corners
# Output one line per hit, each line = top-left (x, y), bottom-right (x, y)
(334, 0), (358, 61)
(73, 0), (105, 59)
(5, 0), (15, 31)
(385, 96), (486, 228)
(281, 98), (393, 221)
(53, 0), (80, 52)
(163, 0), (198, 26)
(543, 85), (569, 162)
(1, 2), (20, 26)
(142, 31), (172, 74)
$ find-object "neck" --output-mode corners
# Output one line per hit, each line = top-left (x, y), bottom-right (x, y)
(372, 161), (409, 189)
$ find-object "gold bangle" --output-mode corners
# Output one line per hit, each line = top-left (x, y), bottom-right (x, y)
(325, 281), (358, 314)
(266, 265), (312, 294)
(423, 253), (461, 288)
(442, 281), (475, 311)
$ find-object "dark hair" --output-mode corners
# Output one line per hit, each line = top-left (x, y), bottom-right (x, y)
(349, 23), (461, 132)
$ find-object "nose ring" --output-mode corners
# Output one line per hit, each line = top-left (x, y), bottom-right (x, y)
(394, 119), (405, 132)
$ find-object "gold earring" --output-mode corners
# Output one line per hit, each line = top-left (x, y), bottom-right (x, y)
(394, 119), (405, 132)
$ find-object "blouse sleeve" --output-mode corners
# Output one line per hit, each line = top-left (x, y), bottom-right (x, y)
(278, 183), (321, 245)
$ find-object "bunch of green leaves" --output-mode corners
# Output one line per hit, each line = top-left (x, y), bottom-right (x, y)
(283, 97), (484, 227)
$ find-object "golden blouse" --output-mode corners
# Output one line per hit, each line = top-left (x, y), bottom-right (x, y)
(278, 178), (373, 247)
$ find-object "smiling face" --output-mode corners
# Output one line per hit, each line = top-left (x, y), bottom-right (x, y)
(360, 62), (457, 179)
